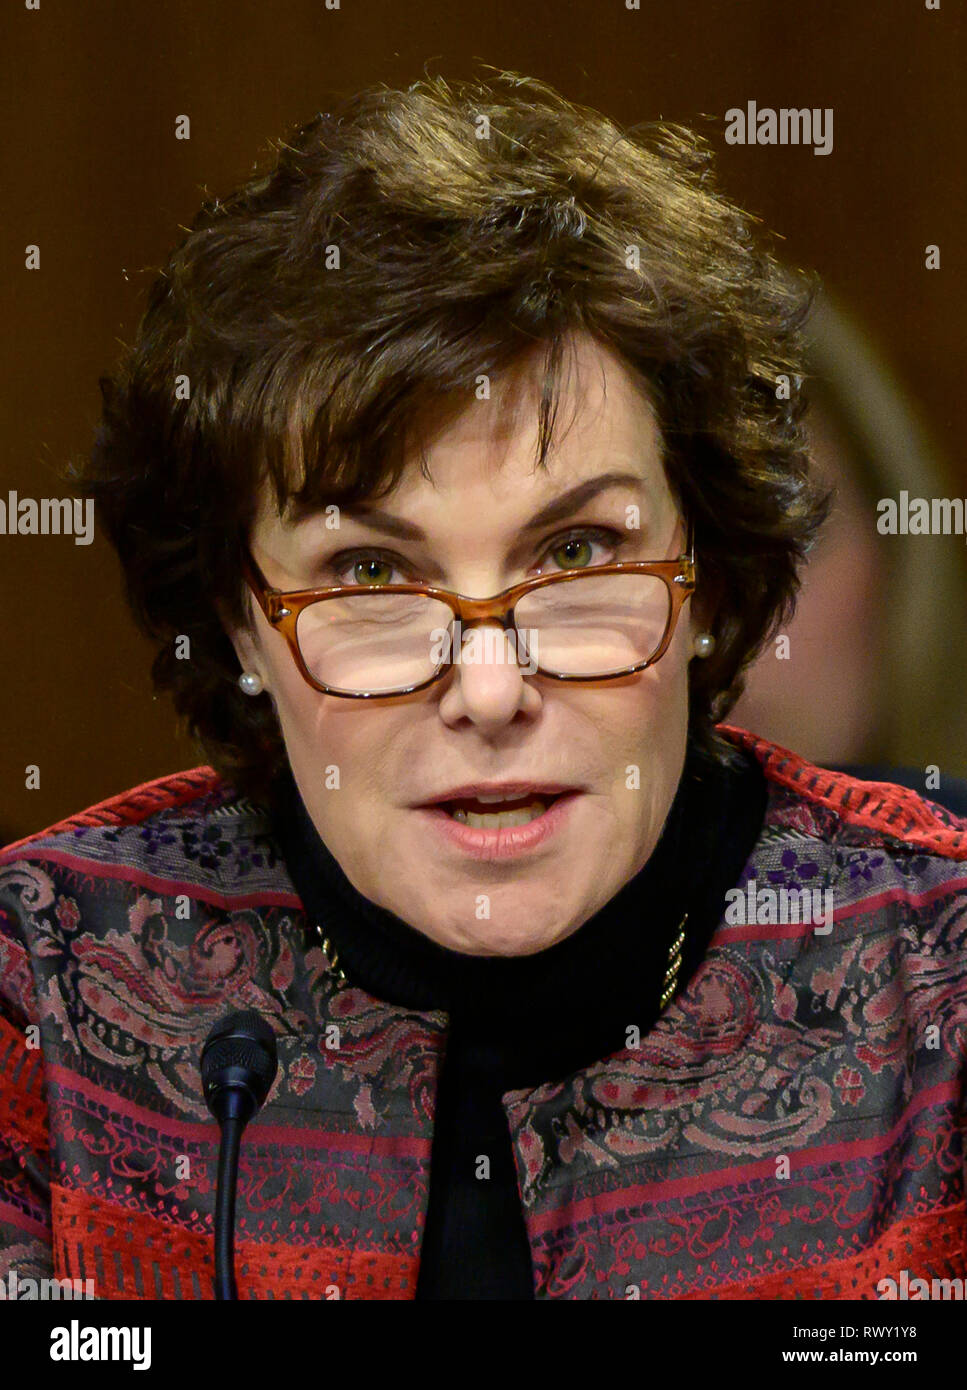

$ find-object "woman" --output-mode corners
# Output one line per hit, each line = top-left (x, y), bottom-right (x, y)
(1, 73), (965, 1302)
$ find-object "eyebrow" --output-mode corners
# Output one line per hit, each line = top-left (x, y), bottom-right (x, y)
(332, 471), (648, 543)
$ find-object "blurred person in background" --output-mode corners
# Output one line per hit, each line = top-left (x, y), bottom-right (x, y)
(734, 290), (967, 809)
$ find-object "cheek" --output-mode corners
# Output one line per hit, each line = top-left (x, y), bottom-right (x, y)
(641, 620), (693, 721)
(660, 609), (695, 706)
(261, 644), (332, 769)
(624, 630), (692, 793)
(265, 650), (406, 808)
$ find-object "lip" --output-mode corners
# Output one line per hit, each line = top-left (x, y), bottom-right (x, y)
(415, 791), (582, 860)
(415, 781), (580, 807)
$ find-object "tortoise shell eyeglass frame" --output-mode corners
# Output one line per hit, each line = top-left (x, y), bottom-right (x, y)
(240, 517), (697, 699)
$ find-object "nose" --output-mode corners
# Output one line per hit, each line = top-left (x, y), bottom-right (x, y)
(435, 618), (541, 728)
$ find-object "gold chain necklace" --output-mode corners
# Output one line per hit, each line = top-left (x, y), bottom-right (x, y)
(315, 910), (689, 1010)
(314, 923), (348, 983)
(659, 911), (688, 1009)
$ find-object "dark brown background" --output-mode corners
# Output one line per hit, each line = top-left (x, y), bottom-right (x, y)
(1, 0), (963, 839)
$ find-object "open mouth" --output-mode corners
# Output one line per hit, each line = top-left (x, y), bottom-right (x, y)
(437, 793), (563, 828)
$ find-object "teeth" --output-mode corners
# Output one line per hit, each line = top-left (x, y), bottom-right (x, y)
(449, 799), (548, 828)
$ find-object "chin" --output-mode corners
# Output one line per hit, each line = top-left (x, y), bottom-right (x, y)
(447, 923), (569, 958)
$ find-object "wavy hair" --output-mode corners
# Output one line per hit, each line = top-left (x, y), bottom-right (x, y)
(79, 70), (831, 805)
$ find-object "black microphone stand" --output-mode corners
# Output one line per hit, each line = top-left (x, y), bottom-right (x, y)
(201, 1012), (279, 1301)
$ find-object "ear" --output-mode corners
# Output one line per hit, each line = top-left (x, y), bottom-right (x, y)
(216, 597), (268, 689)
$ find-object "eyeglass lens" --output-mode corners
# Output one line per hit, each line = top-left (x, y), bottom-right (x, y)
(293, 572), (672, 695)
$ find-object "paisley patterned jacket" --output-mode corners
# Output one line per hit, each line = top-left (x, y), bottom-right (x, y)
(1, 726), (966, 1301)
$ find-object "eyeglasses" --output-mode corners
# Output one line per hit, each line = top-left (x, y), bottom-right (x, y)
(241, 520), (696, 698)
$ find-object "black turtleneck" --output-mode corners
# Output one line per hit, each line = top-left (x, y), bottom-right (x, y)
(271, 736), (768, 1300)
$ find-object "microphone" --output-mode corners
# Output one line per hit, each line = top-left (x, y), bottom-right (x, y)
(200, 1011), (279, 1300)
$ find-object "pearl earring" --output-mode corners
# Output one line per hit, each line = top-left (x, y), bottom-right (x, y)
(692, 632), (715, 659)
(238, 671), (264, 696)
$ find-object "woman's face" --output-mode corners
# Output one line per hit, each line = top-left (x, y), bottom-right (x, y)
(230, 333), (702, 956)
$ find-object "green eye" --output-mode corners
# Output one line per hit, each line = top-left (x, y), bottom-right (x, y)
(352, 557), (395, 586)
(551, 536), (595, 569)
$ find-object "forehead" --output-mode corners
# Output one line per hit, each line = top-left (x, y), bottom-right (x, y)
(258, 331), (670, 538)
(416, 331), (662, 486)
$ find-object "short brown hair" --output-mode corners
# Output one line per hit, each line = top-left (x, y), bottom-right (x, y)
(80, 70), (830, 805)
